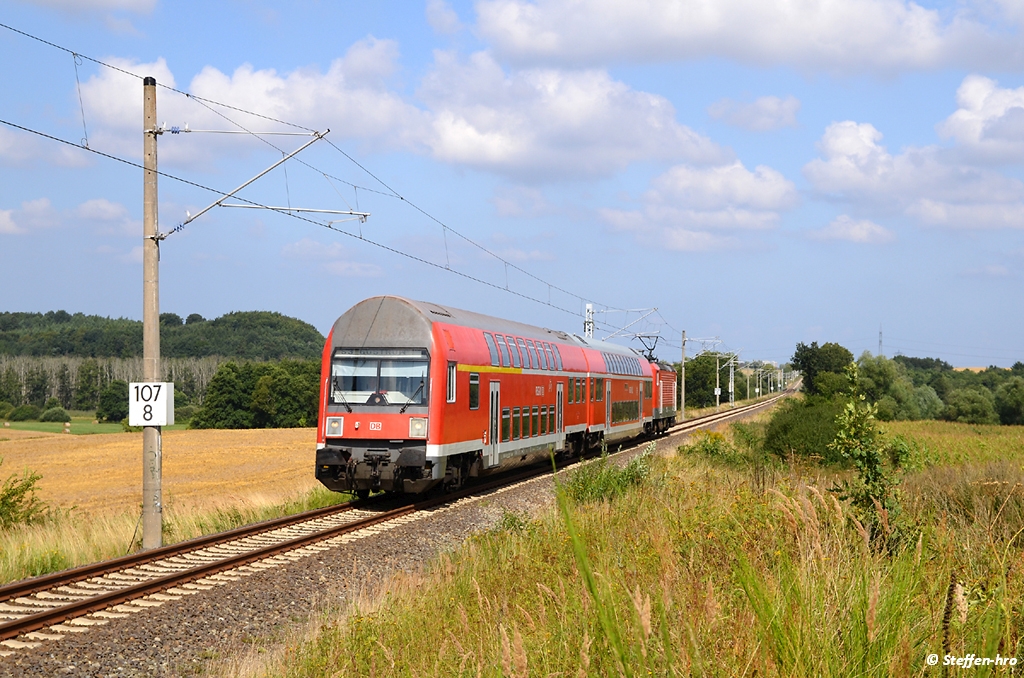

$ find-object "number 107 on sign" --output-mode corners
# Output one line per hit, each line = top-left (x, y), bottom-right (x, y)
(129, 382), (175, 426)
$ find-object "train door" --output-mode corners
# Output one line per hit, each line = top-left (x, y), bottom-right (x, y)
(638, 381), (643, 426)
(556, 382), (563, 433)
(488, 381), (500, 467)
(605, 379), (612, 431)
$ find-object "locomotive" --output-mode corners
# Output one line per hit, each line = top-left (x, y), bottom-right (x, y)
(315, 296), (678, 497)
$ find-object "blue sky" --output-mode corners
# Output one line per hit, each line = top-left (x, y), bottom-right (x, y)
(1, 0), (1023, 367)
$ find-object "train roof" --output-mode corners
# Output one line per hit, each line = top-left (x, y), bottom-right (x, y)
(329, 296), (646, 359)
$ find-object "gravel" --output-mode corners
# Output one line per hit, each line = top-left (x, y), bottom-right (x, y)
(0, 414), (753, 678)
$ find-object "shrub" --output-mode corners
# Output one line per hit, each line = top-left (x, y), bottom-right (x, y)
(561, 444), (654, 504)
(943, 389), (998, 425)
(0, 458), (46, 529)
(39, 407), (71, 422)
(96, 380), (129, 423)
(43, 397), (60, 410)
(763, 397), (845, 463)
(994, 377), (1024, 426)
(0, 401), (12, 420)
(8, 404), (41, 421)
(174, 404), (198, 423)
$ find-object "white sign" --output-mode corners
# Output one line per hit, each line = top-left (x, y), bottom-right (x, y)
(129, 382), (174, 426)
(714, 387), (721, 396)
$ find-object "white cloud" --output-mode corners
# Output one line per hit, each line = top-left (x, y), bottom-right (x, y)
(810, 215), (895, 243)
(419, 50), (728, 180)
(75, 198), (139, 236)
(708, 96), (800, 131)
(601, 160), (797, 251)
(938, 75), (1024, 162)
(0, 209), (22, 235)
(427, 0), (463, 34)
(282, 238), (381, 276)
(803, 120), (1024, 229)
(77, 41), (428, 166)
(0, 126), (90, 168)
(475, 0), (1021, 73)
(963, 263), (1011, 277)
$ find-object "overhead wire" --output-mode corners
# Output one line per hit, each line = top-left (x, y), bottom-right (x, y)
(0, 21), (636, 330)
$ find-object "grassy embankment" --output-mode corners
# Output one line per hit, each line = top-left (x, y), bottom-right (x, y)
(1, 412), (190, 436)
(229, 417), (1024, 677)
(0, 428), (349, 584)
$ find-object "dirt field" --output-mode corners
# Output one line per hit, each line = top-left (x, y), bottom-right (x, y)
(0, 428), (320, 514)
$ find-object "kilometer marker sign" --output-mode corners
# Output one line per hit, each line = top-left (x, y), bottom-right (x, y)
(129, 382), (175, 426)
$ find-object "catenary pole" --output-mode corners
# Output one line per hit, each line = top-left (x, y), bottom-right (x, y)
(715, 353), (720, 412)
(142, 76), (162, 550)
(680, 330), (686, 421)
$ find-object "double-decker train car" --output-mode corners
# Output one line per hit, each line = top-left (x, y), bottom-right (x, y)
(315, 296), (677, 497)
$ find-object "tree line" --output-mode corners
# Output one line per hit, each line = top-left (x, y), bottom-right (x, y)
(791, 341), (1024, 426)
(0, 310), (324, 360)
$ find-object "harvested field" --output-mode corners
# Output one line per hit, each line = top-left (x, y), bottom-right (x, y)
(0, 428), (319, 514)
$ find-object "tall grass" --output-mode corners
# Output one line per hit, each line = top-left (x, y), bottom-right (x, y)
(236, 421), (1023, 677)
(0, 485), (351, 584)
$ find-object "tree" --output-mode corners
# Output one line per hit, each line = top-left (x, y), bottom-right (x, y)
(995, 377), (1024, 426)
(56, 364), (73, 409)
(943, 389), (999, 425)
(791, 341), (854, 396)
(190, 363), (254, 429)
(74, 359), (100, 410)
(0, 367), (21, 405)
(23, 367), (50, 408)
(96, 380), (129, 423)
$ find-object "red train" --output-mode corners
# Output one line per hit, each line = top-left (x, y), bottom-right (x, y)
(315, 296), (677, 497)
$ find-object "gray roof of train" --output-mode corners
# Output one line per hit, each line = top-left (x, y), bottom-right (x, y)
(330, 296), (643, 358)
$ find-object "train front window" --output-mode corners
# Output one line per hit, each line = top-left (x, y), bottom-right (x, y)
(331, 349), (429, 407)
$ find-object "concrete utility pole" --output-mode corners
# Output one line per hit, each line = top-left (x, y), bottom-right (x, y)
(142, 76), (162, 550)
(729, 356), (735, 407)
(715, 353), (720, 412)
(680, 330), (686, 421)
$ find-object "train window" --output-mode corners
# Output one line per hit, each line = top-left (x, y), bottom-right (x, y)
(512, 407), (520, 439)
(542, 343), (552, 370)
(469, 373), (480, 409)
(483, 333), (499, 367)
(568, 377), (575, 404)
(332, 350), (428, 408)
(526, 339), (541, 369)
(502, 408), (510, 442)
(532, 406), (539, 436)
(644, 380), (652, 399)
(575, 378), (583, 404)
(496, 335), (511, 367)
(522, 408), (530, 437)
(551, 344), (563, 370)
(548, 405), (555, 432)
(446, 362), (456, 403)
(596, 378), (604, 401)
(508, 338), (522, 369)
(540, 406), (547, 434)
(516, 338), (532, 369)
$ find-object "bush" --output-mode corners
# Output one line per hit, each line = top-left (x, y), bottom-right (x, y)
(174, 404), (198, 423)
(763, 397), (845, 463)
(8, 404), (41, 421)
(561, 444), (654, 504)
(43, 397), (60, 410)
(0, 401), (12, 420)
(994, 377), (1024, 426)
(39, 407), (71, 422)
(96, 380), (129, 423)
(943, 388), (999, 425)
(0, 458), (46, 529)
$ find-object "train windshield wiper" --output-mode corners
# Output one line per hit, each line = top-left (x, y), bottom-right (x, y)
(332, 378), (353, 413)
(399, 380), (425, 414)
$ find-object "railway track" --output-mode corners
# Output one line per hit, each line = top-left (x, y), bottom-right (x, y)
(0, 390), (789, 653)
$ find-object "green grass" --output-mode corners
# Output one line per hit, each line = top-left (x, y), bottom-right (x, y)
(1, 414), (189, 435)
(233, 419), (1023, 678)
(0, 485), (353, 585)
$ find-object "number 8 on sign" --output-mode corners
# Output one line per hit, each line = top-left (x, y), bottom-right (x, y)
(129, 382), (175, 426)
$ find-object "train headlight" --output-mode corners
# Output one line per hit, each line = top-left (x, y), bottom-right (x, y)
(409, 417), (427, 439)
(326, 417), (344, 437)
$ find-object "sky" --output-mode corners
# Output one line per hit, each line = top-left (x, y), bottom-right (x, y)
(1, 0), (1023, 368)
